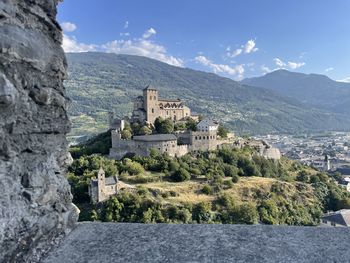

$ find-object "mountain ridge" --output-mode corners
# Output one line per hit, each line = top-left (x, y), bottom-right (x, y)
(65, 52), (350, 138)
(242, 69), (350, 114)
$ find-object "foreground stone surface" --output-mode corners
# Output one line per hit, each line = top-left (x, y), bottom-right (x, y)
(44, 223), (350, 263)
(0, 1), (78, 261)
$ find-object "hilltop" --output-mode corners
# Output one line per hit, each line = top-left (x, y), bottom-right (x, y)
(65, 52), (350, 139)
(242, 69), (350, 114)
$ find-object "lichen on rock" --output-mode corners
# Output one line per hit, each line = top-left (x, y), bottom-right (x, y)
(0, 0), (78, 262)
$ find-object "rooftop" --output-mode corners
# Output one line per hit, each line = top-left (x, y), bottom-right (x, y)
(43, 223), (350, 263)
(322, 209), (350, 226)
(133, 134), (177, 142)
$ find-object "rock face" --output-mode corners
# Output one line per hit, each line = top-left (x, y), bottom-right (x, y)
(0, 1), (78, 261)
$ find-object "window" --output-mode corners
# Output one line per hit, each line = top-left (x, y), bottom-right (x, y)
(331, 222), (336, 226)
(152, 108), (154, 113)
(154, 96), (156, 100)
(207, 136), (209, 140)
(150, 96), (152, 100)
(195, 136), (198, 140)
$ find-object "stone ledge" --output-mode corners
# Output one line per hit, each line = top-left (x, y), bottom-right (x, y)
(43, 222), (350, 263)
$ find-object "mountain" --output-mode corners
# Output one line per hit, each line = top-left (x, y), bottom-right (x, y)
(65, 52), (350, 138)
(242, 69), (350, 114)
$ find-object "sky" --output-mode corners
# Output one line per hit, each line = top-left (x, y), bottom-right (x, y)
(58, 0), (350, 82)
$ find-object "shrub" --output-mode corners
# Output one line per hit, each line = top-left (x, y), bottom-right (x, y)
(170, 168), (191, 182)
(232, 175), (240, 183)
(202, 184), (213, 195)
(121, 129), (132, 139)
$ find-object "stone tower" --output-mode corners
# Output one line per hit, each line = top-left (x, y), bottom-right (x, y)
(143, 85), (159, 124)
(97, 167), (106, 202)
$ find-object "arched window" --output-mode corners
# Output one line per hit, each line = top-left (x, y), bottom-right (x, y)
(152, 108), (154, 113)
(195, 136), (198, 140)
(154, 96), (156, 100)
(150, 96), (152, 100)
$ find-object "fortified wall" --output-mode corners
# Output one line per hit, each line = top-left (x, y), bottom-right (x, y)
(0, 1), (78, 261)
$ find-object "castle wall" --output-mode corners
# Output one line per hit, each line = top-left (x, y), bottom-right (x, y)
(190, 131), (218, 151)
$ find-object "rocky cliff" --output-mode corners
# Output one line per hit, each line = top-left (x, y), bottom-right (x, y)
(0, 0), (78, 261)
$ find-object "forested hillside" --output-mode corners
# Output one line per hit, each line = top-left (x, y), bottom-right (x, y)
(65, 52), (350, 138)
(68, 140), (350, 225)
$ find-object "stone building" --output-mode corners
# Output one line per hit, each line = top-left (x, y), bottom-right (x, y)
(110, 129), (189, 159)
(109, 118), (228, 160)
(131, 85), (193, 124)
(89, 167), (134, 203)
(190, 119), (220, 151)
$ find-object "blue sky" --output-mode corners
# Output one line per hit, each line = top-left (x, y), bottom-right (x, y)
(58, 0), (350, 81)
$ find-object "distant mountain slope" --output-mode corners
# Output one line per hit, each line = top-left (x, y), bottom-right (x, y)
(65, 52), (350, 137)
(242, 69), (350, 114)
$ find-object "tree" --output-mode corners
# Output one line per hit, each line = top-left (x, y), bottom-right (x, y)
(192, 202), (212, 223)
(154, 117), (174, 134)
(170, 168), (190, 182)
(121, 129), (132, 139)
(139, 125), (152, 135)
(185, 118), (198, 131)
(218, 125), (229, 138)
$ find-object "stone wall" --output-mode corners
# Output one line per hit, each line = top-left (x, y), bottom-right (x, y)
(0, 1), (78, 261)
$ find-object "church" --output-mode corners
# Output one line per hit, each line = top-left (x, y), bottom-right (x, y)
(130, 85), (196, 124)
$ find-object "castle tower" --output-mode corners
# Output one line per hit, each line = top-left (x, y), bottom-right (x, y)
(143, 85), (159, 124)
(108, 111), (115, 129)
(97, 167), (106, 202)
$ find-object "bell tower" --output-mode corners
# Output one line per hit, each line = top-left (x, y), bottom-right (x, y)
(97, 167), (106, 202)
(143, 85), (159, 124)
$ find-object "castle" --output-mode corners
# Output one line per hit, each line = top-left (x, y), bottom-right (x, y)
(130, 85), (196, 124)
(108, 86), (229, 159)
(108, 86), (280, 161)
(109, 118), (223, 159)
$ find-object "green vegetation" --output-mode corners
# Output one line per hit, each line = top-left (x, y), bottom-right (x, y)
(154, 117), (174, 134)
(65, 52), (350, 140)
(68, 140), (350, 225)
(70, 130), (111, 159)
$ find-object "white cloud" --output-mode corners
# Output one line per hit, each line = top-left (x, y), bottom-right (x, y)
(103, 38), (184, 67)
(338, 77), (350, 83)
(227, 39), (258, 58)
(244, 39), (258, 54)
(61, 26), (183, 67)
(62, 34), (97, 53)
(325, 67), (334, 72)
(124, 21), (129, 29)
(195, 55), (244, 79)
(261, 65), (272, 74)
(273, 58), (286, 67)
(120, 32), (130, 37)
(273, 57), (305, 70)
(61, 22), (77, 32)
(142, 28), (157, 39)
(287, 61), (305, 69)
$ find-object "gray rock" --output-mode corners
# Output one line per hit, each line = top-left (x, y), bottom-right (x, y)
(0, 1), (77, 262)
(44, 223), (350, 263)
